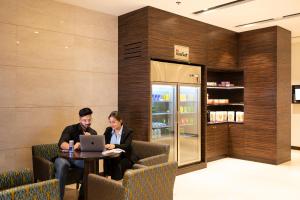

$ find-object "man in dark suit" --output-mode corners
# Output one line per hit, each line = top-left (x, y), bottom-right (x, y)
(55, 108), (97, 200)
(103, 111), (138, 180)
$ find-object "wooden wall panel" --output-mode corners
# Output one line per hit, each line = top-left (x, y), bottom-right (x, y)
(148, 7), (207, 65)
(239, 26), (291, 164)
(118, 8), (150, 141)
(207, 25), (239, 70)
(276, 27), (291, 164)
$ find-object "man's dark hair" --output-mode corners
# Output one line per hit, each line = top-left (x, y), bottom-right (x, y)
(79, 108), (93, 117)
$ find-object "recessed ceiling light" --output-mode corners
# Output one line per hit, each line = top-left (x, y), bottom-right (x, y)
(34, 31), (39, 34)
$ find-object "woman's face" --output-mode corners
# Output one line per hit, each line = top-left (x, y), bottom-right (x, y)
(109, 117), (122, 130)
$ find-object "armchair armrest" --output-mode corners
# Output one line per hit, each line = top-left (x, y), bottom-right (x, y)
(132, 164), (147, 170)
(32, 156), (55, 181)
(0, 179), (59, 200)
(88, 174), (125, 200)
(136, 154), (169, 166)
(0, 168), (33, 190)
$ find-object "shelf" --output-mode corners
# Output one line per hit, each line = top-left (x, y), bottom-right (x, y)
(152, 112), (173, 116)
(207, 122), (244, 125)
(180, 124), (194, 126)
(180, 112), (197, 114)
(152, 126), (172, 129)
(207, 103), (244, 106)
(207, 86), (244, 89)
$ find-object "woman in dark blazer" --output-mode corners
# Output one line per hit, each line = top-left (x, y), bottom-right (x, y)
(103, 111), (138, 180)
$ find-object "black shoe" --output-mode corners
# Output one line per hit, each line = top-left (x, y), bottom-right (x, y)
(78, 185), (84, 200)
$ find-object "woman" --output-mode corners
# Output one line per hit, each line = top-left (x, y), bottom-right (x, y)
(103, 111), (138, 180)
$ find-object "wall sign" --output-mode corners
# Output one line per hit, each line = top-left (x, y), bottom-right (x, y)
(174, 45), (189, 61)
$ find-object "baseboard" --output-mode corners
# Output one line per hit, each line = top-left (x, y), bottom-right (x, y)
(291, 146), (300, 150)
(176, 162), (207, 175)
(207, 155), (227, 162)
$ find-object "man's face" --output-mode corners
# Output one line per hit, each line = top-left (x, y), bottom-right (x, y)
(80, 115), (92, 128)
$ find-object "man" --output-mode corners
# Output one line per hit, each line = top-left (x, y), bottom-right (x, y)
(55, 108), (97, 200)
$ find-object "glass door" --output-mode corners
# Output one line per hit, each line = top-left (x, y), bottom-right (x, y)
(151, 84), (177, 162)
(178, 85), (201, 166)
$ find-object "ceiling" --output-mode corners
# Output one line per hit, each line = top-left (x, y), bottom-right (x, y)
(55, 0), (300, 42)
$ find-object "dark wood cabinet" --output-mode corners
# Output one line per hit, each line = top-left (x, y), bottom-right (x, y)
(228, 124), (245, 158)
(207, 124), (228, 161)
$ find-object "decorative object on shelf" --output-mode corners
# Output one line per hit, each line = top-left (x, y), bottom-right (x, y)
(220, 81), (231, 87)
(207, 99), (229, 105)
(207, 82), (217, 86)
(228, 111), (235, 122)
(236, 111), (244, 123)
(210, 111), (216, 123)
(216, 111), (225, 122)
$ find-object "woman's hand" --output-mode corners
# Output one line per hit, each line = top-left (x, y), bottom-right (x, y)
(105, 144), (115, 150)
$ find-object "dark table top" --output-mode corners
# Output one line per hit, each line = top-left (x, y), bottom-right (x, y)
(59, 150), (120, 160)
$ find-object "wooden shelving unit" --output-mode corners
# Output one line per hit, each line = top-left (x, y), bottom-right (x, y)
(206, 69), (244, 161)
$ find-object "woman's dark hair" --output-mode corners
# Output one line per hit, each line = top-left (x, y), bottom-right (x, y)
(108, 111), (123, 123)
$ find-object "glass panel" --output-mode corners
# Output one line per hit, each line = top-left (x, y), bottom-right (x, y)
(151, 84), (177, 162)
(178, 85), (201, 166)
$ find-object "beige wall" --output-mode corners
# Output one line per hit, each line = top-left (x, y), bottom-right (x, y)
(292, 41), (300, 147)
(0, 0), (117, 171)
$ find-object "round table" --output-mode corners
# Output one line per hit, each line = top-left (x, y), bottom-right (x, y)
(59, 151), (120, 200)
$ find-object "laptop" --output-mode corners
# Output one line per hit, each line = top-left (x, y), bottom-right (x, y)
(80, 135), (105, 152)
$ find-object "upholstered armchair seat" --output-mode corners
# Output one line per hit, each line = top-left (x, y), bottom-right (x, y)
(131, 140), (170, 167)
(32, 143), (82, 186)
(0, 168), (59, 200)
(88, 161), (177, 200)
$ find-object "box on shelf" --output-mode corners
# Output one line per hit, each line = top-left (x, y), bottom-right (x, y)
(228, 111), (235, 122)
(236, 111), (244, 123)
(210, 111), (216, 122)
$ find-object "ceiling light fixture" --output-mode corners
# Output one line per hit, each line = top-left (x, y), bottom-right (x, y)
(236, 12), (300, 28)
(176, 1), (181, 5)
(236, 18), (274, 28)
(193, 0), (254, 14)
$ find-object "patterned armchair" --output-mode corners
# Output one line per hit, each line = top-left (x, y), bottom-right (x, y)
(88, 161), (178, 200)
(132, 140), (170, 167)
(32, 143), (81, 187)
(0, 168), (59, 200)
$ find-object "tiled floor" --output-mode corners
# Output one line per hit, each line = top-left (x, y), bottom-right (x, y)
(174, 150), (300, 200)
(65, 150), (300, 200)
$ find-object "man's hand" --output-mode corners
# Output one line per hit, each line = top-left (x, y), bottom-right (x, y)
(74, 142), (81, 150)
(84, 132), (91, 136)
(105, 144), (115, 150)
